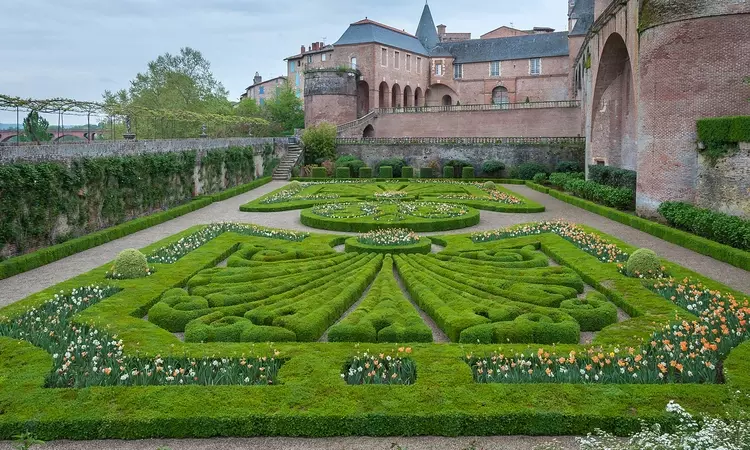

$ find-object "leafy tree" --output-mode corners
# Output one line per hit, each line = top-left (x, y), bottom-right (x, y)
(22, 110), (51, 144)
(263, 85), (304, 136)
(301, 122), (337, 164)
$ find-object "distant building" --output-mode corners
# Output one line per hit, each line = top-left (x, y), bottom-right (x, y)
(284, 42), (335, 102)
(243, 73), (287, 106)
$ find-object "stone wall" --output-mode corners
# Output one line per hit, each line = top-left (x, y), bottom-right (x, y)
(695, 143), (750, 218)
(337, 141), (585, 176)
(304, 70), (358, 127)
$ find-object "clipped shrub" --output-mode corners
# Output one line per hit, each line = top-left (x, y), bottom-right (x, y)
(301, 122), (337, 164)
(112, 249), (149, 279)
(288, 180), (302, 191)
(697, 116), (750, 159)
(401, 166), (414, 178)
(555, 161), (581, 173)
(335, 167), (351, 179)
(548, 172), (634, 211)
(559, 292), (618, 331)
(483, 181), (495, 190)
(359, 167), (373, 178)
(335, 155), (365, 177)
(311, 167), (327, 178)
(419, 167), (433, 178)
(462, 166), (475, 179)
(443, 166), (454, 178)
(379, 166), (393, 178)
(658, 202), (750, 251)
(626, 248), (661, 278)
(446, 159), (472, 176)
(481, 160), (505, 177)
(588, 165), (637, 191)
(513, 163), (549, 180)
(532, 173), (547, 184)
(375, 158), (407, 177)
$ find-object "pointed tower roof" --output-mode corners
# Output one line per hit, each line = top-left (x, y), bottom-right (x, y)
(415, 3), (440, 50)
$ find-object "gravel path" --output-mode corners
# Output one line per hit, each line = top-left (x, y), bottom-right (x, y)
(0, 436), (577, 450)
(1, 181), (747, 306)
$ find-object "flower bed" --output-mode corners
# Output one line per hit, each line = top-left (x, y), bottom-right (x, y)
(342, 349), (416, 385)
(358, 229), (421, 246)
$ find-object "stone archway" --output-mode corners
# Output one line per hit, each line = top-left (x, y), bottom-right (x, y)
(442, 95), (452, 106)
(414, 87), (423, 107)
(403, 85), (413, 107)
(357, 80), (370, 117)
(492, 86), (509, 105)
(378, 82), (390, 108)
(363, 124), (375, 138)
(391, 83), (402, 108)
(590, 32), (636, 170)
(425, 84), (457, 106)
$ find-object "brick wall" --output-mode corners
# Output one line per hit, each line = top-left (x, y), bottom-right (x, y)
(337, 141), (584, 175)
(368, 107), (583, 138)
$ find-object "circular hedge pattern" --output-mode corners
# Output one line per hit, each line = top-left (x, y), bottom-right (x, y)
(301, 201), (481, 232)
(344, 236), (432, 255)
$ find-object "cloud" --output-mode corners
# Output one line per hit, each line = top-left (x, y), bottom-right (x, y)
(0, 0), (568, 124)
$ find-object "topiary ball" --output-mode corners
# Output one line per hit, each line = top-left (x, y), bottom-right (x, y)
(626, 248), (661, 278)
(288, 180), (302, 191)
(112, 249), (150, 279)
(483, 181), (496, 190)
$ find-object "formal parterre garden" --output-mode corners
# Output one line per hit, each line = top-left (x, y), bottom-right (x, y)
(1, 183), (750, 439)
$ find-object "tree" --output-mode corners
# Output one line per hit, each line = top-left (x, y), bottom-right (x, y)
(301, 122), (337, 164)
(263, 85), (304, 136)
(22, 110), (51, 144)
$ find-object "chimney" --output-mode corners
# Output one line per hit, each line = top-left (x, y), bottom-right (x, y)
(437, 24), (447, 36)
(312, 42), (319, 51)
(533, 27), (555, 34)
(300, 45), (306, 54)
(253, 72), (262, 85)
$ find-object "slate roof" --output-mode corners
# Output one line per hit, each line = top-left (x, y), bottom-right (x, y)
(569, 0), (594, 36)
(415, 4), (440, 50)
(334, 21), (429, 55)
(433, 31), (570, 64)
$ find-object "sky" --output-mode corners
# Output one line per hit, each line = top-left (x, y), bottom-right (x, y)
(0, 0), (568, 125)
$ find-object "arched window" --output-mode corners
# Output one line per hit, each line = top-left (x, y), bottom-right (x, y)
(492, 86), (509, 105)
(351, 57), (357, 70)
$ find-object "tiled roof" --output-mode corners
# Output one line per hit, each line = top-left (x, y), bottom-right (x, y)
(334, 22), (429, 55)
(570, 0), (594, 36)
(415, 4), (440, 50)
(434, 31), (570, 64)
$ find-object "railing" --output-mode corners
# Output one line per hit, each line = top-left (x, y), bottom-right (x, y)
(336, 110), (378, 132)
(336, 136), (585, 145)
(375, 100), (580, 115)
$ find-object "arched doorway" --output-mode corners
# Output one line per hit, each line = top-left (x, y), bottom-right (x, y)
(414, 87), (423, 107)
(590, 33), (636, 170)
(425, 84), (457, 106)
(391, 84), (402, 108)
(442, 95), (452, 106)
(363, 124), (375, 138)
(492, 86), (509, 105)
(403, 85), (413, 107)
(357, 80), (370, 117)
(378, 82), (390, 108)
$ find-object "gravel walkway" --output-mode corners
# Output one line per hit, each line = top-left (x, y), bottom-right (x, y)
(0, 436), (577, 450)
(1, 181), (747, 306)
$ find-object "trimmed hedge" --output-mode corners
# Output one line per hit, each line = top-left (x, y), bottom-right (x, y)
(401, 166), (414, 179)
(311, 167), (328, 178)
(462, 167), (475, 179)
(344, 237), (432, 255)
(658, 202), (750, 252)
(359, 167), (373, 178)
(0, 177), (273, 280)
(588, 165), (637, 191)
(527, 181), (750, 271)
(548, 172), (635, 211)
(420, 167), (434, 178)
(443, 166), (454, 178)
(697, 116), (750, 157)
(379, 166), (393, 179)
(335, 167), (351, 179)
(513, 163), (549, 180)
(300, 207), (481, 233)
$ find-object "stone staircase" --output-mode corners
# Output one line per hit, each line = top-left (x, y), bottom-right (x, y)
(272, 143), (303, 181)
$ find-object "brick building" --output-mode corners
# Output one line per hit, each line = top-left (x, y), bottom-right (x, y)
(241, 73), (288, 105)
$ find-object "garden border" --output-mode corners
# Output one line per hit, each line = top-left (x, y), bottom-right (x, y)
(344, 236), (432, 254)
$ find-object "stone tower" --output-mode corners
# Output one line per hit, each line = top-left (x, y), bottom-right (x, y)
(303, 68), (359, 128)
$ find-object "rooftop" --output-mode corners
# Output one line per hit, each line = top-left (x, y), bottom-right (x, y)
(570, 0), (594, 36)
(435, 31), (570, 64)
(334, 21), (429, 55)
(245, 76), (287, 91)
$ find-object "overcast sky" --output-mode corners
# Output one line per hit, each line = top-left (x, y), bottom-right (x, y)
(0, 0), (568, 124)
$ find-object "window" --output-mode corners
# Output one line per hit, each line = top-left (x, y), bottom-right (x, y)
(381, 48), (388, 66)
(307, 55), (313, 64)
(289, 61), (296, 73)
(322, 53), (328, 62)
(259, 86), (265, 95)
(406, 54), (411, 71)
(530, 58), (542, 75)
(350, 57), (357, 70)
(417, 57), (422, 73)
(490, 61), (500, 77)
(259, 98), (265, 106)
(394, 51), (400, 69)
(435, 62), (443, 76)
(453, 63), (463, 79)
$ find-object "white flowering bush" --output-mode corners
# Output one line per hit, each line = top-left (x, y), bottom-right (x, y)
(578, 400), (750, 450)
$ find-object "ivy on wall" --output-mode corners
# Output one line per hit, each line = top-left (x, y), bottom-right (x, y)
(0, 145), (267, 259)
